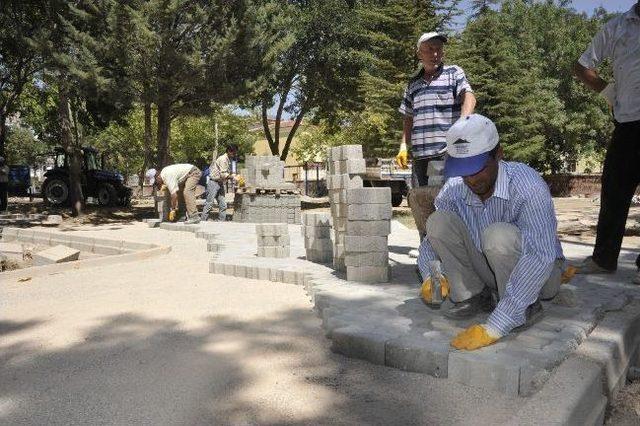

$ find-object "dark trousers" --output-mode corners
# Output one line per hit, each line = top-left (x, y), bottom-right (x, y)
(592, 120), (640, 270)
(0, 182), (7, 211)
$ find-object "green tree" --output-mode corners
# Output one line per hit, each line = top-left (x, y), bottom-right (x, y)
(5, 125), (48, 165)
(27, 0), (138, 215)
(248, 0), (365, 161)
(447, 0), (614, 173)
(0, 0), (46, 156)
(135, 0), (254, 168)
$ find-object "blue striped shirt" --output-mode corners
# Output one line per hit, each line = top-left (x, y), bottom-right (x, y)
(399, 65), (472, 158)
(417, 161), (564, 335)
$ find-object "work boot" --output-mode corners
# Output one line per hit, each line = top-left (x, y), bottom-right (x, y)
(576, 256), (615, 274)
(512, 300), (544, 332)
(444, 287), (492, 320)
(185, 216), (200, 224)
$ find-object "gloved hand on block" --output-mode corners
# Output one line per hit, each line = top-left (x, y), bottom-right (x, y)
(421, 275), (450, 304)
(168, 209), (177, 222)
(451, 324), (501, 351)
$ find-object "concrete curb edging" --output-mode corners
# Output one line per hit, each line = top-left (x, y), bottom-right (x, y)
(513, 300), (640, 425)
(1, 227), (171, 280)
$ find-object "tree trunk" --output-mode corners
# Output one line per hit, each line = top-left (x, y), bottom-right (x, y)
(142, 99), (153, 190)
(280, 107), (306, 162)
(261, 102), (278, 156)
(156, 100), (171, 168)
(58, 88), (84, 216)
(0, 111), (6, 158)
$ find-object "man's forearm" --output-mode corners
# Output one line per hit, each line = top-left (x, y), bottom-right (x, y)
(402, 116), (413, 145)
(461, 92), (476, 117)
(171, 193), (178, 209)
(573, 62), (607, 93)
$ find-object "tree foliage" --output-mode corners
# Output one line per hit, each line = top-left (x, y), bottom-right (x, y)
(446, 0), (614, 173)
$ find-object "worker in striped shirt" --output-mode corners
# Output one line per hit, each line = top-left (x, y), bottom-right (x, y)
(397, 31), (476, 256)
(418, 114), (566, 351)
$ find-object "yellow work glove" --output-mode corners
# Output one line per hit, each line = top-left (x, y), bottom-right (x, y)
(451, 324), (501, 351)
(561, 265), (577, 284)
(236, 175), (245, 187)
(395, 142), (409, 169)
(421, 275), (450, 304)
(168, 209), (177, 222)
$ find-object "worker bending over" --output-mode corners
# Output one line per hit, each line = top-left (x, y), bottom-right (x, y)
(154, 163), (202, 224)
(418, 114), (567, 351)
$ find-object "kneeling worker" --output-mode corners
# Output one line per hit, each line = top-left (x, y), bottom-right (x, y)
(418, 114), (566, 351)
(154, 163), (202, 224)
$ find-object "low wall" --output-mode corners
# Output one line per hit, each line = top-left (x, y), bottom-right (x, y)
(543, 174), (640, 197)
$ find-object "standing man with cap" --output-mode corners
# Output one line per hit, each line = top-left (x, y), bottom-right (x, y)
(418, 114), (566, 351)
(573, 1), (640, 284)
(397, 31), (476, 256)
(201, 144), (243, 222)
(154, 163), (202, 224)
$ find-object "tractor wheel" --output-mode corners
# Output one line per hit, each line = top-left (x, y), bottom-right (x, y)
(391, 192), (403, 207)
(97, 183), (118, 207)
(43, 178), (70, 206)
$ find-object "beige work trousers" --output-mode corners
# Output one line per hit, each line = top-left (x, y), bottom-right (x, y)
(425, 210), (561, 303)
(178, 167), (202, 218)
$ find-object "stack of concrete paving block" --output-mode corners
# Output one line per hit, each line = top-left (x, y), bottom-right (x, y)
(326, 145), (366, 272)
(302, 212), (333, 263)
(233, 193), (301, 224)
(244, 155), (287, 188)
(233, 155), (301, 224)
(344, 187), (392, 283)
(255, 223), (290, 258)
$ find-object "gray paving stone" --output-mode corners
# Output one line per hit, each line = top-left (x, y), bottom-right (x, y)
(344, 252), (389, 267)
(448, 350), (523, 396)
(344, 236), (388, 252)
(301, 213), (332, 227)
(258, 235), (290, 246)
(330, 325), (393, 365)
(301, 226), (332, 238)
(345, 220), (391, 236)
(385, 332), (449, 377)
(257, 246), (290, 258)
(305, 238), (333, 252)
(33, 245), (81, 266)
(426, 160), (445, 176)
(347, 204), (392, 221)
(346, 187), (391, 205)
(346, 266), (390, 283)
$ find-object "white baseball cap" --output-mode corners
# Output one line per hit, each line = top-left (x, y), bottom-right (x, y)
(444, 114), (499, 178)
(145, 168), (157, 180)
(416, 32), (448, 49)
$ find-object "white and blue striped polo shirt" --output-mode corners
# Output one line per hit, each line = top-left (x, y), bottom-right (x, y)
(418, 161), (564, 335)
(399, 64), (473, 159)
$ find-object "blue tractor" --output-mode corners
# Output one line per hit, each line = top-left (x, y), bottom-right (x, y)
(42, 146), (131, 207)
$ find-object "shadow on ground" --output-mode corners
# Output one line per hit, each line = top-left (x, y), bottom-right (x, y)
(1, 308), (499, 425)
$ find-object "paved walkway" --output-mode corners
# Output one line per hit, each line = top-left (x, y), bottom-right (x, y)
(1, 222), (528, 425)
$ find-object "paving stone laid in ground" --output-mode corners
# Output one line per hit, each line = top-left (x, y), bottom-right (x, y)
(153, 219), (640, 398)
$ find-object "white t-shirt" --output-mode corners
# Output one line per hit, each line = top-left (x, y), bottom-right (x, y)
(160, 164), (195, 194)
(579, 6), (640, 123)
